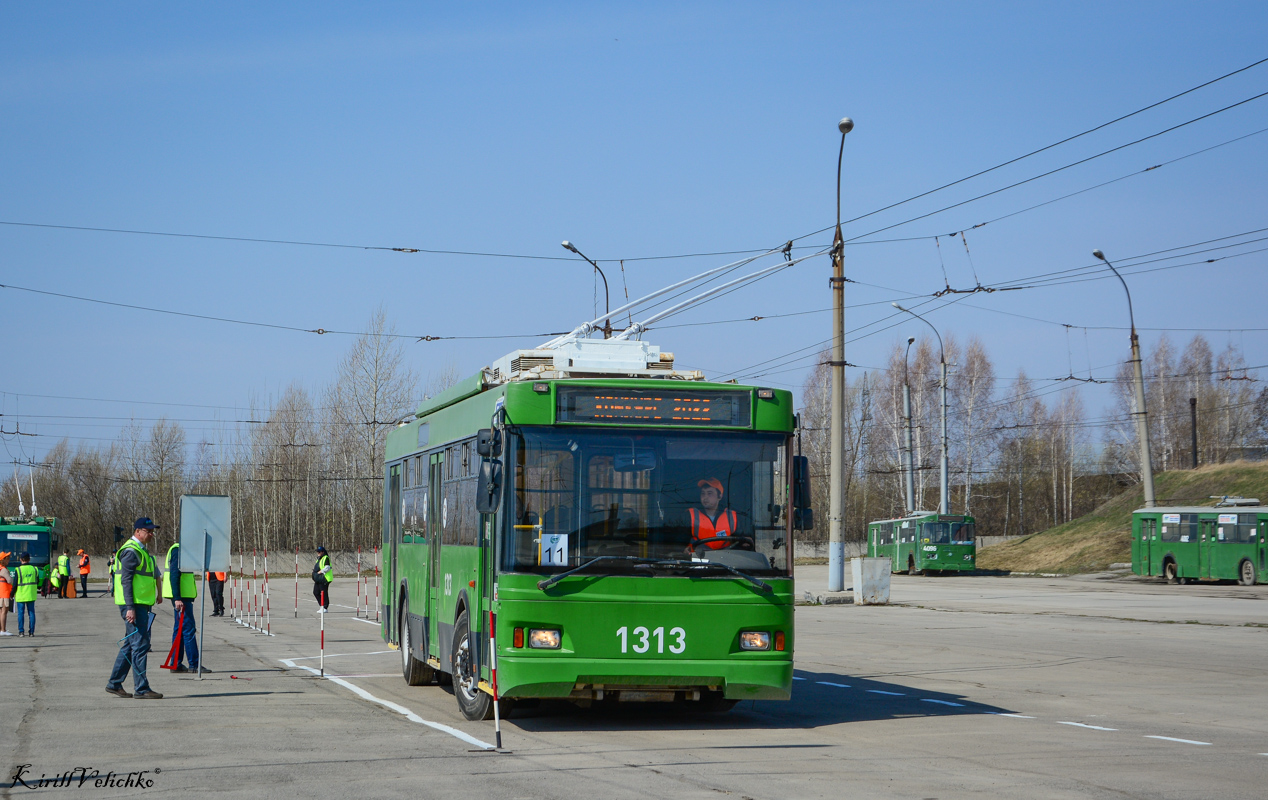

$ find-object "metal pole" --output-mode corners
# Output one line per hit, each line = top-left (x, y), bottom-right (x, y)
(827, 116), (853, 593)
(1093, 250), (1155, 507)
(892, 303), (949, 514)
(902, 382), (916, 514)
(1190, 397), (1199, 469)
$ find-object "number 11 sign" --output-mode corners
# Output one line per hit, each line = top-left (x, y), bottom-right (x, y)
(540, 533), (568, 566)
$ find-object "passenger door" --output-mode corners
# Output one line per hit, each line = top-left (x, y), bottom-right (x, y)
(427, 451), (445, 661)
(1199, 520), (1215, 579)
(388, 464), (401, 636)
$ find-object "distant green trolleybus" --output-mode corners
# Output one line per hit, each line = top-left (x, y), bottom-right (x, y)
(867, 512), (977, 575)
(1131, 500), (1265, 585)
(1, 515), (61, 590)
(381, 339), (806, 720)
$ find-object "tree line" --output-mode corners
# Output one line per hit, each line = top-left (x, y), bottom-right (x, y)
(798, 333), (1266, 543)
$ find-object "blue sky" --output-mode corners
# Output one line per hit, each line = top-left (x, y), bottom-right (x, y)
(2, 1), (1266, 463)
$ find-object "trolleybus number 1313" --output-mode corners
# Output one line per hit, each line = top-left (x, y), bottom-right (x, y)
(617, 625), (687, 654)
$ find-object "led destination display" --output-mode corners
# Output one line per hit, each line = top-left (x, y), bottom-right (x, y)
(556, 387), (752, 427)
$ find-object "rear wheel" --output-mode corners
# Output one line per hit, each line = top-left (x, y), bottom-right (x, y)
(452, 610), (494, 721)
(1239, 559), (1258, 586)
(400, 603), (434, 686)
(699, 691), (738, 713)
(1164, 561), (1179, 585)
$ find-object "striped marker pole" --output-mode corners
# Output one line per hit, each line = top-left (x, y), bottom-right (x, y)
(374, 546), (380, 622)
(489, 610), (501, 749)
(251, 549), (258, 631)
(319, 589), (325, 678)
(294, 547), (298, 618)
(264, 548), (270, 636)
(356, 546), (363, 618)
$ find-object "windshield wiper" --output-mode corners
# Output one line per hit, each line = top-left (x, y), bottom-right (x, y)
(536, 556), (656, 590)
(639, 558), (772, 593)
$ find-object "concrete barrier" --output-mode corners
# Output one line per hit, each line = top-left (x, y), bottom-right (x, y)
(850, 557), (890, 605)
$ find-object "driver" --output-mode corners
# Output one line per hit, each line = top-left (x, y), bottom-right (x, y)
(688, 478), (739, 551)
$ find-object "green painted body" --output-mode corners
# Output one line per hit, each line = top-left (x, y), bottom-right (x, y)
(867, 513), (977, 574)
(382, 376), (796, 702)
(1, 517), (62, 578)
(1131, 506), (1266, 584)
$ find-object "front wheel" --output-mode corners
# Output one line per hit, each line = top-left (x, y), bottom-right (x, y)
(400, 603), (434, 686)
(1239, 559), (1258, 586)
(452, 610), (494, 721)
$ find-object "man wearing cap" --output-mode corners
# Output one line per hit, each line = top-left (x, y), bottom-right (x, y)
(77, 549), (90, 598)
(686, 478), (741, 552)
(312, 546), (332, 613)
(106, 518), (165, 699)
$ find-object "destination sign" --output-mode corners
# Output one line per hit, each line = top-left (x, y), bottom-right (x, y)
(6, 533), (38, 541)
(556, 387), (752, 427)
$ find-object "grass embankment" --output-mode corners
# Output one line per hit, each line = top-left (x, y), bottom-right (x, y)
(976, 460), (1268, 574)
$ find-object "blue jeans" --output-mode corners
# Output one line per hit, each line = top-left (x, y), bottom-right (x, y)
(16, 601), (34, 634)
(107, 605), (153, 693)
(171, 601), (199, 668)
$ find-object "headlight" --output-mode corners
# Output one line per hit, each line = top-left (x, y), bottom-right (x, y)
(739, 631), (770, 651)
(528, 629), (561, 649)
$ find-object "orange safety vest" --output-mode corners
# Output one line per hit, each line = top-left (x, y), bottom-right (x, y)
(689, 508), (739, 550)
(79, 555), (91, 575)
(207, 571), (227, 581)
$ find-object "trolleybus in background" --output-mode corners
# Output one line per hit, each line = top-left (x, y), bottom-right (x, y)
(867, 512), (977, 575)
(382, 338), (809, 720)
(1132, 498), (1265, 585)
(1, 515), (61, 590)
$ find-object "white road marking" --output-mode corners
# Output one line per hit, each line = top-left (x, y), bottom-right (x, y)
(1057, 721), (1117, 731)
(279, 658), (495, 750)
(1145, 736), (1211, 746)
(985, 712), (1035, 719)
(349, 617), (381, 626)
(817, 681), (850, 688)
(867, 690), (905, 696)
(328, 673), (398, 678)
(792, 676), (806, 681)
(921, 699), (964, 707)
(288, 650), (395, 662)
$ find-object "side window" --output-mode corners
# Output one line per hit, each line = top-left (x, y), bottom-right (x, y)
(462, 441), (472, 477)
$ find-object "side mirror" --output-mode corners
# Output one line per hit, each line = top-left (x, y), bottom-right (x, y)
(794, 508), (814, 531)
(476, 428), (502, 458)
(792, 455), (810, 509)
(476, 459), (503, 514)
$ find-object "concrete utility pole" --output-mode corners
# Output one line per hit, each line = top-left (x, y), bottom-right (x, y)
(1190, 397), (1199, 469)
(902, 337), (917, 514)
(827, 116), (854, 593)
(1093, 249), (1156, 507)
(893, 303), (949, 514)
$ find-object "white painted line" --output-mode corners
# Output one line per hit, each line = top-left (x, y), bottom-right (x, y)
(1144, 735), (1211, 746)
(921, 699), (964, 707)
(328, 673), (398, 679)
(985, 712), (1035, 719)
(1057, 721), (1117, 731)
(279, 658), (495, 750)
(867, 690), (905, 696)
(792, 676), (806, 681)
(816, 681), (850, 688)
(288, 650), (395, 662)
(349, 617), (381, 626)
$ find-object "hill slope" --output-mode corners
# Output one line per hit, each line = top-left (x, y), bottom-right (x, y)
(976, 461), (1268, 574)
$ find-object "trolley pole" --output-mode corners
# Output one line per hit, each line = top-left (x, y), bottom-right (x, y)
(1093, 250), (1156, 507)
(827, 116), (854, 593)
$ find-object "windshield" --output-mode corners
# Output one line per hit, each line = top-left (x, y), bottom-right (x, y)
(922, 521), (975, 544)
(502, 427), (789, 576)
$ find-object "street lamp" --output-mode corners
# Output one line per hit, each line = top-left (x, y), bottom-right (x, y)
(901, 337), (917, 514)
(893, 303), (949, 515)
(1093, 249), (1156, 507)
(561, 241), (612, 338)
(827, 116), (854, 593)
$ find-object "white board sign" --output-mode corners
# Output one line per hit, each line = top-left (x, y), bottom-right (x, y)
(539, 533), (569, 566)
(179, 495), (232, 572)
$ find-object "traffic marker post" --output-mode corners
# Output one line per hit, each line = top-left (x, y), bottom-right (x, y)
(374, 546), (380, 622)
(319, 588), (326, 677)
(293, 547), (298, 618)
(356, 546), (363, 618)
(264, 548), (271, 636)
(489, 610), (502, 749)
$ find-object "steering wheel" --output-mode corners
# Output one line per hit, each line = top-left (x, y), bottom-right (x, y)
(689, 535), (755, 553)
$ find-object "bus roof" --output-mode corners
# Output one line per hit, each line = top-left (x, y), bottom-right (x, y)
(1133, 506), (1268, 515)
(867, 512), (952, 525)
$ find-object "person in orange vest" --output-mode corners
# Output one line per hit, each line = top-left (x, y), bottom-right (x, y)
(206, 570), (226, 616)
(687, 477), (742, 552)
(77, 550), (91, 598)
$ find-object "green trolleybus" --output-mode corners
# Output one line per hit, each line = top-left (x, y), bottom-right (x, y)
(1132, 500), (1265, 586)
(1, 515), (61, 589)
(867, 512), (976, 575)
(381, 339), (806, 720)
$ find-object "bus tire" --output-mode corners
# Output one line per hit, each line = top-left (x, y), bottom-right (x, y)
(1239, 559), (1258, 586)
(1163, 560), (1179, 585)
(400, 603), (435, 686)
(452, 609), (494, 721)
(699, 691), (738, 713)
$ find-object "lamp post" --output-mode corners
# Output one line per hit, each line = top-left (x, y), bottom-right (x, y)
(561, 241), (612, 338)
(1093, 249), (1156, 507)
(827, 116), (854, 593)
(893, 303), (949, 514)
(901, 337), (917, 514)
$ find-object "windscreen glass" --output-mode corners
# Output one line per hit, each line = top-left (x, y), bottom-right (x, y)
(922, 521), (975, 544)
(502, 427), (788, 576)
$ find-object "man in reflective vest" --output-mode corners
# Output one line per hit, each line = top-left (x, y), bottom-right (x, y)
(206, 570), (226, 616)
(164, 539), (207, 673)
(56, 549), (72, 598)
(688, 478), (740, 552)
(312, 546), (332, 612)
(78, 550), (91, 598)
(106, 518), (165, 699)
(14, 553), (39, 637)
